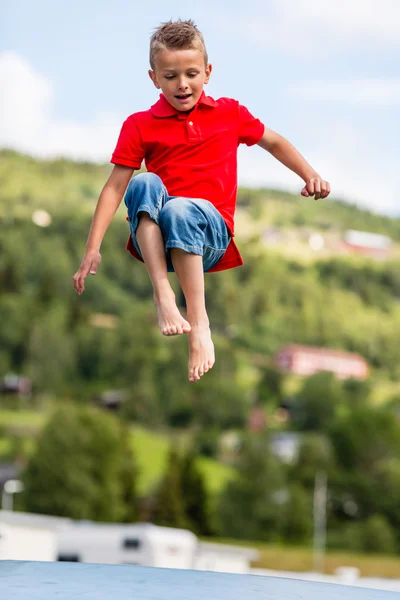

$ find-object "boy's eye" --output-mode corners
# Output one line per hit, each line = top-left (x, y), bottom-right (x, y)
(165, 75), (176, 80)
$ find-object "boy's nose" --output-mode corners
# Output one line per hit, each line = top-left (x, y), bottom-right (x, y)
(178, 79), (189, 90)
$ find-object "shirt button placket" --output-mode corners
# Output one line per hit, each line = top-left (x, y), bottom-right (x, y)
(187, 119), (199, 142)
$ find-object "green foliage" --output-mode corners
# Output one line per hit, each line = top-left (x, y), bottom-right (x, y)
(280, 484), (313, 543)
(152, 448), (188, 529)
(180, 451), (213, 535)
(362, 515), (397, 554)
(330, 406), (400, 473)
(152, 448), (212, 534)
(336, 515), (397, 554)
(21, 404), (139, 522)
(257, 366), (283, 405)
(291, 433), (335, 489)
(216, 436), (286, 542)
(292, 373), (343, 431)
(3, 151), (400, 551)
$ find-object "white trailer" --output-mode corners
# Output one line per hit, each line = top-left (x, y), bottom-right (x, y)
(0, 510), (71, 562)
(57, 522), (198, 569)
(0, 512), (259, 574)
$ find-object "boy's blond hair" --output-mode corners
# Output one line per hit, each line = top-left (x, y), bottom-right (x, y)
(150, 19), (208, 70)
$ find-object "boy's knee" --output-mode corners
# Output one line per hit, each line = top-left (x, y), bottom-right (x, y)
(125, 172), (164, 210)
(132, 172), (162, 189)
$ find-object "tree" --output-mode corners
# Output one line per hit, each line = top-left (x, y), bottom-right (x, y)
(362, 515), (397, 554)
(330, 405), (400, 473)
(216, 436), (286, 542)
(292, 433), (335, 489)
(293, 372), (342, 431)
(152, 447), (212, 535)
(180, 451), (212, 536)
(22, 404), (139, 522)
(257, 365), (283, 406)
(152, 448), (188, 529)
(280, 484), (313, 543)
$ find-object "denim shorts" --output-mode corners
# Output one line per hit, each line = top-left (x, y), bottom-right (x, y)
(124, 172), (230, 272)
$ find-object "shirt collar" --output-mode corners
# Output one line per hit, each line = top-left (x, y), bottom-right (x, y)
(150, 91), (217, 118)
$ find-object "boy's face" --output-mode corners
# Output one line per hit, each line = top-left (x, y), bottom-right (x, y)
(149, 48), (212, 112)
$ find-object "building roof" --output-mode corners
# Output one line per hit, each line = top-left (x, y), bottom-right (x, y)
(277, 344), (367, 362)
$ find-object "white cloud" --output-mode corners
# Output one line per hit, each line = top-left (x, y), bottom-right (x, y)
(288, 79), (400, 106)
(236, 0), (400, 54)
(0, 52), (121, 161)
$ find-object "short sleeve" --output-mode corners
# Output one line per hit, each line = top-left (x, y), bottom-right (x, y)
(238, 104), (265, 146)
(110, 116), (145, 169)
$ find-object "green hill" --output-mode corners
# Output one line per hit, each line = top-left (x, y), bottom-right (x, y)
(2, 149), (400, 406)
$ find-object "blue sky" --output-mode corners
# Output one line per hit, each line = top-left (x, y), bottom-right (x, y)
(1, 0), (399, 214)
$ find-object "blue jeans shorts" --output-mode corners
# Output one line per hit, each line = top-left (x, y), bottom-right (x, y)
(124, 172), (230, 272)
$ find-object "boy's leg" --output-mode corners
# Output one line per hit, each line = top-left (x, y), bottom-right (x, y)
(125, 173), (190, 336)
(158, 197), (229, 382)
(170, 249), (214, 383)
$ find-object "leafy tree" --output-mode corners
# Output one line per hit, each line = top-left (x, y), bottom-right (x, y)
(152, 448), (212, 535)
(180, 450), (212, 536)
(280, 483), (313, 543)
(216, 436), (286, 542)
(362, 515), (397, 554)
(22, 404), (138, 522)
(293, 372), (342, 431)
(152, 448), (188, 529)
(330, 405), (400, 473)
(257, 365), (283, 405)
(291, 433), (335, 489)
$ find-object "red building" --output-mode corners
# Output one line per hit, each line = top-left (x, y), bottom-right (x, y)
(341, 229), (392, 258)
(275, 344), (369, 380)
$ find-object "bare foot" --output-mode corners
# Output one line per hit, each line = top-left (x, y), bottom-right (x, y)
(154, 292), (191, 336)
(188, 324), (215, 382)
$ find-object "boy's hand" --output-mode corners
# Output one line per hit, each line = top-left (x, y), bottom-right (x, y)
(72, 249), (101, 295)
(301, 177), (331, 200)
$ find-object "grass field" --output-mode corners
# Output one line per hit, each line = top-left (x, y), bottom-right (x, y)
(130, 425), (235, 496)
(0, 409), (47, 429)
(209, 538), (400, 578)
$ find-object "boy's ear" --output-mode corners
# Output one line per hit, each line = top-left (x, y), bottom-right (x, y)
(204, 63), (212, 84)
(149, 70), (161, 89)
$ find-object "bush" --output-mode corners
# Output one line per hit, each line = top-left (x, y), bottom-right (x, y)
(362, 515), (397, 554)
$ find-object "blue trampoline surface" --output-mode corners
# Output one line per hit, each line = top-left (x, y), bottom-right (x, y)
(0, 561), (398, 600)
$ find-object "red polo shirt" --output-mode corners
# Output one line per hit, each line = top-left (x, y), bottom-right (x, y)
(111, 92), (265, 272)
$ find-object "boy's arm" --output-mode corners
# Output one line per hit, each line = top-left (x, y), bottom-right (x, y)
(257, 129), (330, 200)
(73, 164), (134, 295)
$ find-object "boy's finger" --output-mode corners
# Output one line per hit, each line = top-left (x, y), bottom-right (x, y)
(314, 180), (321, 200)
(321, 182), (330, 199)
(307, 180), (315, 196)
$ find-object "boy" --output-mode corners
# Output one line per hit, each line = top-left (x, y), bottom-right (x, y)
(73, 19), (330, 384)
